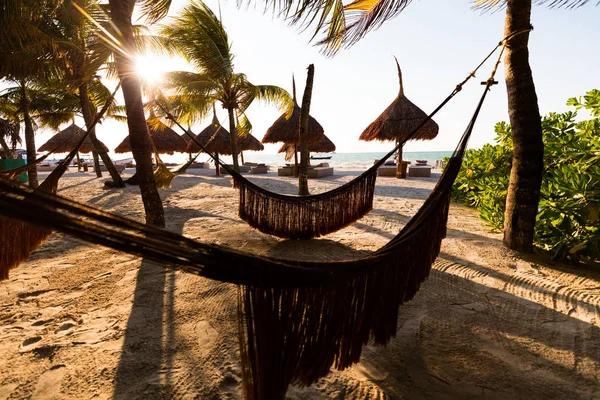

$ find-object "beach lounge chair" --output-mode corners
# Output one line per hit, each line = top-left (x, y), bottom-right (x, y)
(188, 161), (211, 169)
(37, 163), (57, 172)
(222, 164), (251, 174)
(307, 163), (334, 178)
(408, 164), (432, 177)
(277, 166), (294, 176)
(251, 164), (269, 174)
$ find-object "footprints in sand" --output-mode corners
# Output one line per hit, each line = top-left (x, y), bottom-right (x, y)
(31, 365), (66, 400)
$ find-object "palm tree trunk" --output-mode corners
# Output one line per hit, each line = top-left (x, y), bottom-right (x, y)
(92, 150), (101, 177)
(502, 0), (543, 252)
(78, 82), (125, 187)
(20, 83), (38, 188)
(396, 141), (404, 179)
(108, 0), (164, 227)
(227, 107), (240, 173)
(298, 64), (315, 196)
(294, 143), (299, 177)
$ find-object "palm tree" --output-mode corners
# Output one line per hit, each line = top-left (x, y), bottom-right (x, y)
(0, 84), (79, 186)
(52, 0), (128, 186)
(106, 0), (172, 227)
(0, 0), (66, 187)
(160, 0), (293, 173)
(248, 0), (594, 252)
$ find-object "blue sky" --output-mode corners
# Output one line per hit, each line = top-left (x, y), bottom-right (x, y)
(25, 1), (600, 156)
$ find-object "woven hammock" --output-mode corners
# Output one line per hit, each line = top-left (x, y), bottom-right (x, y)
(152, 146), (201, 189)
(0, 75), (493, 398)
(0, 85), (119, 280)
(156, 42), (505, 240)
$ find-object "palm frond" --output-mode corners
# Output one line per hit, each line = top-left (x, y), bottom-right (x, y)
(236, 113), (253, 138)
(474, 0), (593, 11)
(239, 84), (294, 117)
(160, 0), (234, 81)
(137, 0), (173, 24)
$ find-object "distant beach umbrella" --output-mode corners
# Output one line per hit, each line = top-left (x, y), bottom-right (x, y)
(239, 133), (264, 152)
(359, 58), (438, 143)
(186, 112), (232, 155)
(185, 111), (232, 175)
(180, 128), (194, 146)
(38, 123), (108, 154)
(261, 77), (324, 145)
(278, 132), (335, 161)
(114, 116), (187, 155)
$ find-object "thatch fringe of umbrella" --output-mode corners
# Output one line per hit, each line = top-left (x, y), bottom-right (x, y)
(278, 132), (335, 162)
(359, 58), (439, 177)
(186, 112), (232, 175)
(38, 123), (109, 154)
(115, 116), (187, 155)
(262, 77), (325, 173)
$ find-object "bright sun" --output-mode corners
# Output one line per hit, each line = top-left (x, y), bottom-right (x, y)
(135, 55), (165, 84)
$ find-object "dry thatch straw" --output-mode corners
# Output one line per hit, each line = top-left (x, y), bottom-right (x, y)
(359, 59), (439, 143)
(115, 118), (187, 154)
(278, 132), (335, 161)
(38, 123), (109, 154)
(261, 78), (324, 145)
(180, 128), (194, 146)
(186, 113), (233, 155)
(239, 133), (264, 152)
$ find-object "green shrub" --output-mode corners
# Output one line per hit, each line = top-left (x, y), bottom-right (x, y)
(450, 89), (600, 262)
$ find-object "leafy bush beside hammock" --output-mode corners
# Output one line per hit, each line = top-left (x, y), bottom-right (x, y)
(450, 89), (600, 263)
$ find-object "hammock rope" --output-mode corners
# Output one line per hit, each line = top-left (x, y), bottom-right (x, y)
(149, 137), (202, 189)
(0, 36), (511, 398)
(0, 68), (497, 398)
(154, 37), (509, 239)
(0, 83), (120, 280)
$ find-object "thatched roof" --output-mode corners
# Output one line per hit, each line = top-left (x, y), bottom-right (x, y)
(359, 59), (438, 143)
(114, 118), (187, 154)
(180, 128), (194, 146)
(38, 123), (109, 154)
(278, 132), (335, 160)
(261, 78), (324, 144)
(239, 133), (264, 152)
(186, 113), (233, 155)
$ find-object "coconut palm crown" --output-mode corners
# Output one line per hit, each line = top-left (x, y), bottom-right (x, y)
(160, 0), (293, 172)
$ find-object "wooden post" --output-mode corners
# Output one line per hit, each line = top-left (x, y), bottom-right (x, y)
(298, 65), (314, 196)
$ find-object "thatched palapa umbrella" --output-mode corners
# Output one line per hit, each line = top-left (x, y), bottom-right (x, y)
(238, 132), (264, 164)
(180, 128), (194, 146)
(278, 132), (335, 162)
(359, 58), (438, 178)
(38, 123), (109, 171)
(262, 77), (324, 173)
(38, 123), (109, 154)
(114, 115), (187, 155)
(186, 112), (232, 175)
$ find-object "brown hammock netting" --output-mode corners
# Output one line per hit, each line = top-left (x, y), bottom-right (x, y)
(0, 36), (516, 399)
(0, 77), (487, 398)
(154, 38), (510, 240)
(0, 85), (119, 280)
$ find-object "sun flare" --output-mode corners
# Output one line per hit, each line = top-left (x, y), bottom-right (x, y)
(135, 54), (165, 85)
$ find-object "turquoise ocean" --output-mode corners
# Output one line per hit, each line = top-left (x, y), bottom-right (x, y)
(195, 151), (454, 169)
(45, 150), (453, 169)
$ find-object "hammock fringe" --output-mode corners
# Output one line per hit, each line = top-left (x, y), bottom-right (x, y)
(238, 189), (451, 399)
(235, 170), (377, 239)
(0, 217), (52, 280)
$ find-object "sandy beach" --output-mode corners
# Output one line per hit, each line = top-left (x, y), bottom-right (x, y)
(1, 166), (599, 399)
